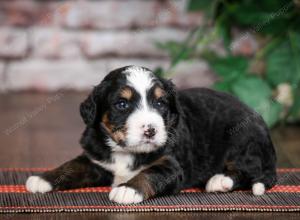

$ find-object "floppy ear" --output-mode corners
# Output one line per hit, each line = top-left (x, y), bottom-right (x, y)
(80, 82), (109, 127)
(160, 78), (178, 108)
(159, 77), (181, 124)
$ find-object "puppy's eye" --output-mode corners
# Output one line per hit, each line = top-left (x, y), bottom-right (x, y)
(115, 99), (129, 110)
(153, 99), (166, 109)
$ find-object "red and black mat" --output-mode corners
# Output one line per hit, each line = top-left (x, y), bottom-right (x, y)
(0, 168), (299, 213)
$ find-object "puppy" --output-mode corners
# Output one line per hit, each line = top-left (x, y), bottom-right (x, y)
(26, 66), (277, 204)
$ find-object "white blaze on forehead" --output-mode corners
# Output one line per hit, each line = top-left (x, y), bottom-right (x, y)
(124, 66), (154, 108)
(121, 66), (167, 152)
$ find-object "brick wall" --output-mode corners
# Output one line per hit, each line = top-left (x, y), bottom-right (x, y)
(0, 0), (220, 92)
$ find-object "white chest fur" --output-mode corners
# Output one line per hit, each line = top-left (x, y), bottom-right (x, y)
(90, 152), (142, 186)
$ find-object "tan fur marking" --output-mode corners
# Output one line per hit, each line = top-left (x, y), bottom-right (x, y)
(112, 130), (126, 143)
(120, 87), (133, 100)
(125, 156), (169, 199)
(154, 86), (165, 99)
(102, 113), (113, 132)
(126, 173), (155, 199)
(102, 113), (126, 143)
(151, 155), (169, 167)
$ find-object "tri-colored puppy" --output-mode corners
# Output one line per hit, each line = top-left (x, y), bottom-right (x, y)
(26, 66), (277, 204)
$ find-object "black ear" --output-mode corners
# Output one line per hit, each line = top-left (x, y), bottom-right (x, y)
(80, 82), (109, 127)
(160, 78), (178, 109)
(159, 77), (181, 125)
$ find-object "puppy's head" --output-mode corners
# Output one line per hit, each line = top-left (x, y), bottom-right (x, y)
(80, 66), (178, 153)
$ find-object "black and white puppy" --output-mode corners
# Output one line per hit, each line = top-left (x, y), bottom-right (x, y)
(26, 66), (277, 204)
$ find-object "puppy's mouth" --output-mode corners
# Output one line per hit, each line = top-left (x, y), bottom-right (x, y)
(124, 142), (162, 153)
(132, 140), (157, 148)
(124, 133), (167, 153)
(141, 137), (157, 145)
(101, 117), (166, 153)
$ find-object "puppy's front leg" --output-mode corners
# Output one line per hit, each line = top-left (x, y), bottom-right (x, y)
(109, 156), (184, 204)
(26, 154), (113, 193)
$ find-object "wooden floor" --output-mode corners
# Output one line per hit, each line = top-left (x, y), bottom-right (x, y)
(0, 92), (299, 219)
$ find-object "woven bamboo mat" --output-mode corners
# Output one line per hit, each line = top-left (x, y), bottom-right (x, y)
(0, 168), (299, 213)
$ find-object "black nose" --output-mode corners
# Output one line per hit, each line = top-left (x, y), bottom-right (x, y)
(144, 126), (156, 138)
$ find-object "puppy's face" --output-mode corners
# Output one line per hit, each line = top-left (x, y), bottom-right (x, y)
(80, 66), (178, 153)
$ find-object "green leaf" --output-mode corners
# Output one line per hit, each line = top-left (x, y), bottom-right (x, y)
(153, 67), (165, 78)
(266, 32), (300, 87)
(232, 76), (272, 108)
(259, 0), (292, 12)
(257, 18), (291, 35)
(258, 100), (283, 127)
(231, 76), (281, 127)
(170, 47), (194, 67)
(188, 0), (215, 12)
(216, 15), (232, 51)
(288, 88), (300, 120)
(209, 56), (248, 82)
(156, 41), (192, 66)
(232, 6), (272, 26)
(213, 81), (231, 93)
(224, 1), (294, 34)
(156, 41), (182, 56)
(289, 31), (300, 85)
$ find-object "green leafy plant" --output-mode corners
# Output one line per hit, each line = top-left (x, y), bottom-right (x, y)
(156, 0), (300, 127)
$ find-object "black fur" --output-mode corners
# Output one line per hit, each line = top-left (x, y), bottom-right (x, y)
(32, 66), (277, 201)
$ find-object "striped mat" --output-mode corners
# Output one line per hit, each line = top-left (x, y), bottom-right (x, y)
(0, 168), (300, 213)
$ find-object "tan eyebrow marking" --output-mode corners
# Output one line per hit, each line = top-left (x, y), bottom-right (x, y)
(154, 86), (165, 99)
(120, 87), (133, 100)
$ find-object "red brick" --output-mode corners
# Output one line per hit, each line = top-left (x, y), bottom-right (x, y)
(4, 58), (168, 91)
(0, 0), (203, 29)
(30, 27), (188, 59)
(80, 28), (187, 58)
(171, 60), (217, 89)
(0, 0), (53, 27)
(58, 0), (203, 29)
(30, 27), (81, 59)
(4, 57), (216, 91)
(106, 58), (169, 71)
(0, 28), (29, 59)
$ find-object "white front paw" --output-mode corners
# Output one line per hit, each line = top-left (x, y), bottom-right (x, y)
(26, 176), (53, 193)
(109, 186), (144, 204)
(206, 174), (234, 192)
